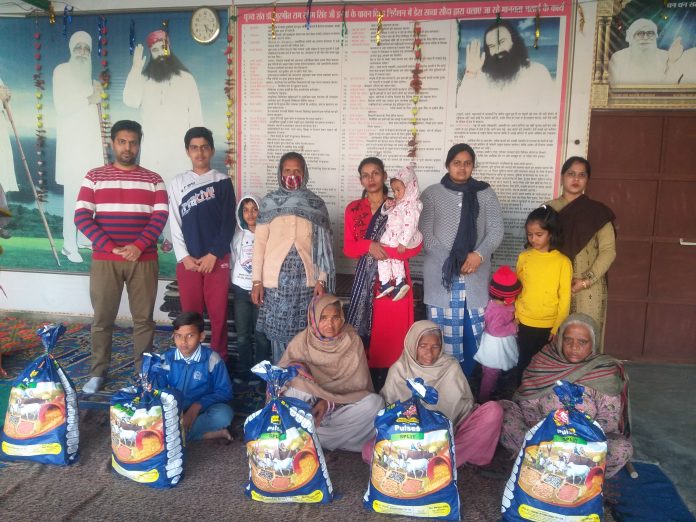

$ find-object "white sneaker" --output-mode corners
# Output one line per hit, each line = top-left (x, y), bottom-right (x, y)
(82, 376), (105, 394)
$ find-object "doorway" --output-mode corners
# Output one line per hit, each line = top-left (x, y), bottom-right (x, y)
(587, 110), (696, 363)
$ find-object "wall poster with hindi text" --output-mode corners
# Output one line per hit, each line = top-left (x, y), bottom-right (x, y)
(236, 1), (572, 274)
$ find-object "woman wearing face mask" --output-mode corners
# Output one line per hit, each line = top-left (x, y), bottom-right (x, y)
(251, 152), (336, 363)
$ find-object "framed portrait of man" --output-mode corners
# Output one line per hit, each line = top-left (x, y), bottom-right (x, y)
(592, 0), (696, 108)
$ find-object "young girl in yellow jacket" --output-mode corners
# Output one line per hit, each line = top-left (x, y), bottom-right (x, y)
(515, 206), (571, 381)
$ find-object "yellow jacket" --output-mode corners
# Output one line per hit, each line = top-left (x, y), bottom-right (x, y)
(515, 248), (572, 334)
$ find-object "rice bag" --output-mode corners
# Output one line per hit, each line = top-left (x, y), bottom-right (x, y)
(501, 380), (608, 521)
(364, 378), (460, 521)
(1, 323), (79, 465)
(110, 353), (184, 488)
(244, 361), (333, 504)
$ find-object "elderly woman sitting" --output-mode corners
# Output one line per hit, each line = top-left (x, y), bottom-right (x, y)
(363, 320), (503, 467)
(279, 294), (384, 452)
(500, 313), (632, 477)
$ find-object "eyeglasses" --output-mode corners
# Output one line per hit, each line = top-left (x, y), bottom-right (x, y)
(449, 160), (474, 168)
(564, 171), (588, 179)
(633, 30), (656, 40)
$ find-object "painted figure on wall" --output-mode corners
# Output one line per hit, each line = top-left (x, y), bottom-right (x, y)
(53, 31), (106, 263)
(0, 77), (18, 196)
(123, 29), (204, 248)
(457, 19), (556, 109)
(609, 18), (696, 86)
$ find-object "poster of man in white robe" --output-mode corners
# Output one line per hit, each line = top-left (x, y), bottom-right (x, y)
(0, 78), (18, 195)
(123, 30), (204, 247)
(53, 30), (105, 263)
(608, 0), (696, 88)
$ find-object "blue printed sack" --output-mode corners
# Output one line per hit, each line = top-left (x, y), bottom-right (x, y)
(1, 324), (79, 465)
(501, 380), (608, 521)
(364, 378), (460, 521)
(110, 353), (184, 488)
(244, 361), (333, 504)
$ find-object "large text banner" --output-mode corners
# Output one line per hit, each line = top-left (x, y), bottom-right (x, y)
(237, 1), (572, 273)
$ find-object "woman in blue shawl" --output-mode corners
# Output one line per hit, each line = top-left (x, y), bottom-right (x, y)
(251, 152), (336, 362)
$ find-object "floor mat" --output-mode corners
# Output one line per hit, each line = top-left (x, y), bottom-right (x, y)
(0, 317), (84, 357)
(605, 461), (695, 522)
(0, 321), (173, 410)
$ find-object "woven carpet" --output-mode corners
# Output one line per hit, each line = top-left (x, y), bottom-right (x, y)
(0, 319), (173, 416)
(0, 317), (84, 358)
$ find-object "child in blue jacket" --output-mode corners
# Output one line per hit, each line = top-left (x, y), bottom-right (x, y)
(163, 311), (234, 442)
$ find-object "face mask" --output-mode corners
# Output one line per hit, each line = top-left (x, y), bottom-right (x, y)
(282, 174), (302, 190)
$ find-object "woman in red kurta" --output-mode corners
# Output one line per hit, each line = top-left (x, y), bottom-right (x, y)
(344, 157), (422, 390)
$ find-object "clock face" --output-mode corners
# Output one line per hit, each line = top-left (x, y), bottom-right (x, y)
(191, 7), (220, 44)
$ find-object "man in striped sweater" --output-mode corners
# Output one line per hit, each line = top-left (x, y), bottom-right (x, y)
(75, 120), (169, 394)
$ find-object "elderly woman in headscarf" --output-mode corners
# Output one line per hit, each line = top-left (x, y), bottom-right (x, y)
(363, 320), (503, 467)
(252, 152), (336, 362)
(279, 294), (385, 452)
(500, 313), (632, 477)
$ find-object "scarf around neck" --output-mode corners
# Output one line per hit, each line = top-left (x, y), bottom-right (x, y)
(346, 199), (388, 336)
(440, 174), (489, 290)
(515, 313), (626, 402)
(557, 194), (616, 260)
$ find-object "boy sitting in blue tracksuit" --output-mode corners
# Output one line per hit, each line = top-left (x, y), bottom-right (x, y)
(163, 311), (234, 442)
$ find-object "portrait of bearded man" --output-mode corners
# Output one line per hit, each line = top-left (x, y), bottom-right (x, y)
(609, 18), (696, 86)
(123, 30), (204, 249)
(457, 19), (557, 110)
(53, 31), (106, 263)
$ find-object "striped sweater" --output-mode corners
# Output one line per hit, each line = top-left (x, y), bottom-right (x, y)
(74, 164), (169, 262)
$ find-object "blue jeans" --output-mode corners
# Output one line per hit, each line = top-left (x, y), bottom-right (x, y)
(187, 403), (234, 441)
(233, 284), (271, 378)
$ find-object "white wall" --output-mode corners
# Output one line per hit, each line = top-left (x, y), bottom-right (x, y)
(0, 0), (596, 320)
(0, 271), (172, 321)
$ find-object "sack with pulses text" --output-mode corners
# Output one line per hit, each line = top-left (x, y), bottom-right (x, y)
(244, 361), (333, 504)
(110, 353), (184, 488)
(501, 380), (608, 521)
(364, 377), (460, 520)
(1, 324), (79, 465)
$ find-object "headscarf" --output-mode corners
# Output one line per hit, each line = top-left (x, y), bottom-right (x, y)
(515, 313), (626, 401)
(257, 152), (336, 292)
(69, 31), (92, 53)
(68, 31), (92, 83)
(557, 194), (615, 260)
(381, 320), (475, 426)
(279, 294), (373, 404)
(235, 193), (260, 231)
(146, 30), (168, 48)
(440, 144), (490, 290)
(391, 163), (420, 206)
